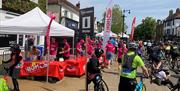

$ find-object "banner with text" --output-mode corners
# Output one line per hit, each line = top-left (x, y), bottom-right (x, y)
(130, 17), (136, 41)
(103, 7), (112, 50)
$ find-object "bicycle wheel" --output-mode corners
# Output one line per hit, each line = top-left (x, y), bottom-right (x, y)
(176, 58), (180, 69)
(142, 84), (146, 91)
(98, 79), (109, 91)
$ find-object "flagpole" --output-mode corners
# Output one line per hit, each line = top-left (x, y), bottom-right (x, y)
(46, 13), (56, 83)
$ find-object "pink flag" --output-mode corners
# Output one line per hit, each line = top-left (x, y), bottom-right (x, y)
(130, 17), (136, 41)
(46, 13), (56, 53)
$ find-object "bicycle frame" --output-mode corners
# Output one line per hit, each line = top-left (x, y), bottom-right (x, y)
(135, 79), (143, 91)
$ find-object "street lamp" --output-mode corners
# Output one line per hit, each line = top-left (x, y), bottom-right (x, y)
(122, 9), (130, 37)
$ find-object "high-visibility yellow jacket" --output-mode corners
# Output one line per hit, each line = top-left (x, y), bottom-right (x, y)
(0, 78), (9, 91)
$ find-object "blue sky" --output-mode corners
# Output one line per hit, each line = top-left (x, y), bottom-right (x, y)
(69, 0), (180, 33)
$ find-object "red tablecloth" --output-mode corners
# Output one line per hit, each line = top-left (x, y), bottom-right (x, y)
(20, 61), (66, 80)
(64, 56), (87, 76)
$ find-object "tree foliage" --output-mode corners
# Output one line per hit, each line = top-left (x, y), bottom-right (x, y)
(111, 4), (123, 34)
(134, 17), (157, 40)
(2, 0), (46, 14)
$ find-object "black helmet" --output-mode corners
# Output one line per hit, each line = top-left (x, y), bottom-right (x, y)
(95, 48), (104, 58)
(128, 42), (138, 50)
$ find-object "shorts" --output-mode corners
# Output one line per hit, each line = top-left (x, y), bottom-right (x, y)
(118, 58), (122, 64)
(119, 76), (137, 91)
(106, 52), (114, 61)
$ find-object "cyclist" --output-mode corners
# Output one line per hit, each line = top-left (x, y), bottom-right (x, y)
(118, 42), (149, 91)
(164, 41), (171, 59)
(87, 48), (104, 90)
(170, 42), (180, 69)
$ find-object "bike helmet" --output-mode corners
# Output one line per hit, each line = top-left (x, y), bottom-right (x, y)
(128, 42), (138, 50)
(95, 48), (104, 58)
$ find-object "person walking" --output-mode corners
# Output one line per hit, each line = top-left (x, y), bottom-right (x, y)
(105, 40), (115, 68)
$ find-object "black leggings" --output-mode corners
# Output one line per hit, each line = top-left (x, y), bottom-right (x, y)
(161, 79), (174, 87)
(119, 76), (137, 91)
(12, 78), (20, 91)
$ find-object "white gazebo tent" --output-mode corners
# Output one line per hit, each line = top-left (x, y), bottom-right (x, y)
(95, 31), (117, 37)
(118, 33), (129, 38)
(0, 7), (74, 37)
(0, 7), (75, 82)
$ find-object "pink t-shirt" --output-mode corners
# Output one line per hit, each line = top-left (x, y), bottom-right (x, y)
(50, 42), (58, 55)
(76, 42), (81, 53)
(63, 43), (70, 57)
(87, 43), (94, 55)
(118, 47), (128, 58)
(105, 43), (115, 53)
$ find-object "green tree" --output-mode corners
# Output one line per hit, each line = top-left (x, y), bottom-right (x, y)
(134, 17), (157, 40)
(111, 4), (123, 34)
(2, 0), (46, 14)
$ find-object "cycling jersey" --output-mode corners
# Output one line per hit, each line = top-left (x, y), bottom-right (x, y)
(121, 51), (144, 79)
(165, 45), (171, 51)
(0, 78), (9, 91)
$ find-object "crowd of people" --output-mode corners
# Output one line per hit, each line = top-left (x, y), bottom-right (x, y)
(86, 37), (180, 91)
(1, 35), (180, 91)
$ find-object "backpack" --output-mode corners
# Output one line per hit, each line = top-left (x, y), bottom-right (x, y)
(122, 54), (136, 75)
(150, 46), (164, 61)
(172, 46), (180, 56)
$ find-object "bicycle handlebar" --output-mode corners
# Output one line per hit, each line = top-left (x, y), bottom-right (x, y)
(171, 75), (180, 79)
(136, 73), (149, 79)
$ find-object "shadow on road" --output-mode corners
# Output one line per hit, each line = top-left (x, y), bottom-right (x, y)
(40, 86), (54, 91)
(102, 70), (119, 75)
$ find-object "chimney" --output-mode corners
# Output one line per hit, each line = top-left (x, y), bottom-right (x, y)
(169, 10), (173, 16)
(176, 8), (180, 13)
(76, 1), (80, 9)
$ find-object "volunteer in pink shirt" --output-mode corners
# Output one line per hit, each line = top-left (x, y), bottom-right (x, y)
(63, 39), (70, 60)
(105, 40), (115, 68)
(50, 38), (58, 60)
(97, 39), (103, 49)
(87, 42), (94, 56)
(117, 43), (128, 65)
(76, 39), (85, 56)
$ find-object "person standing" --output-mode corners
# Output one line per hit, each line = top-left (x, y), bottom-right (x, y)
(118, 42), (149, 91)
(63, 39), (70, 60)
(8, 44), (23, 91)
(50, 38), (58, 60)
(117, 42), (128, 70)
(76, 39), (85, 56)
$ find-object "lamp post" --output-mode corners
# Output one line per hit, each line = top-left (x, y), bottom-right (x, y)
(122, 10), (130, 38)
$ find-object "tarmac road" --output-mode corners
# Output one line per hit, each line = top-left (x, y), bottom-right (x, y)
(4, 61), (172, 91)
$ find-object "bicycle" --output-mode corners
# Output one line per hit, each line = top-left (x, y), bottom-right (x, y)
(171, 57), (180, 70)
(134, 74), (147, 91)
(87, 68), (109, 91)
(94, 74), (109, 91)
(170, 75), (180, 91)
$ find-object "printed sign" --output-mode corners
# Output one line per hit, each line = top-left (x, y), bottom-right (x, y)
(79, 7), (94, 37)
(104, 8), (112, 32)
